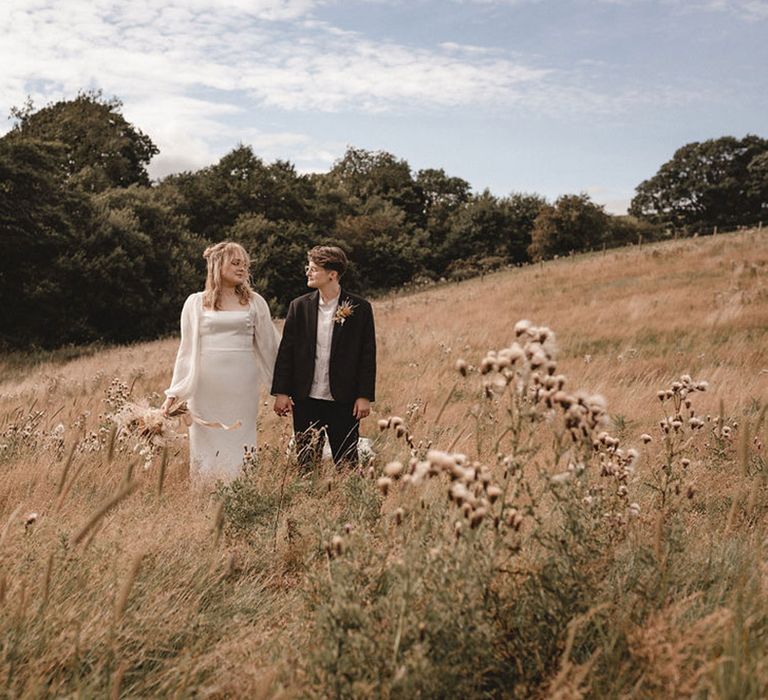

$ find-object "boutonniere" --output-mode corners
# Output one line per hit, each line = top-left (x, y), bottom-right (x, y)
(333, 299), (356, 325)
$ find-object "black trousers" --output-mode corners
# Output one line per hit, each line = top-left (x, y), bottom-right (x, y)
(292, 398), (359, 468)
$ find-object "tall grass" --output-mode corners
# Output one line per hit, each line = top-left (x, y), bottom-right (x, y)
(0, 229), (766, 697)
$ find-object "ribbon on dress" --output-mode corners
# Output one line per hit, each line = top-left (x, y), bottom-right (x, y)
(170, 401), (242, 431)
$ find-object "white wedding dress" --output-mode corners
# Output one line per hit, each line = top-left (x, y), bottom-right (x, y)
(165, 291), (280, 482)
(188, 309), (261, 480)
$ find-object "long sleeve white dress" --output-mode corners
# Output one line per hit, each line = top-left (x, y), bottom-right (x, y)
(165, 291), (280, 480)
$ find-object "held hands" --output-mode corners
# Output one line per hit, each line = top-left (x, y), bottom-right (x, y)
(353, 398), (371, 420)
(273, 394), (294, 417)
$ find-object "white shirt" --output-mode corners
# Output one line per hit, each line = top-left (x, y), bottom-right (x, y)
(309, 292), (339, 400)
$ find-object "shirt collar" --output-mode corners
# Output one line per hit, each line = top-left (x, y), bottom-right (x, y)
(318, 290), (340, 308)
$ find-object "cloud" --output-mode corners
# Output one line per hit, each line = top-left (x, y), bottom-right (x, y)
(453, 0), (768, 19)
(584, 185), (632, 215)
(691, 0), (768, 21)
(0, 0), (717, 180)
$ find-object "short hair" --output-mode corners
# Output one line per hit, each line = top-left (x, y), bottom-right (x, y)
(308, 245), (348, 278)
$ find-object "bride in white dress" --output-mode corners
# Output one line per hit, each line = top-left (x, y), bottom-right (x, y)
(161, 241), (280, 481)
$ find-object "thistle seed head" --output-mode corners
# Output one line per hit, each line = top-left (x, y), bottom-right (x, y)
(487, 486), (502, 503)
(470, 507), (487, 529)
(377, 476), (392, 496)
(514, 319), (532, 337)
(384, 461), (404, 478)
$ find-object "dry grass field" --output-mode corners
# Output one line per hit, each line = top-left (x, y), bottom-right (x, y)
(1, 229), (767, 698)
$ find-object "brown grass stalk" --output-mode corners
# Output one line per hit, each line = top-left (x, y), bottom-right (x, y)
(114, 553), (144, 622)
(72, 481), (139, 546)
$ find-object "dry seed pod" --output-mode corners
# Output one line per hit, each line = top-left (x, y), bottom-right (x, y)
(384, 461), (404, 478)
(487, 485), (502, 503)
(470, 507), (487, 529)
(377, 477), (392, 496)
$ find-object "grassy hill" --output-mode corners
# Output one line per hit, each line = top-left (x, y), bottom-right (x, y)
(1, 229), (767, 697)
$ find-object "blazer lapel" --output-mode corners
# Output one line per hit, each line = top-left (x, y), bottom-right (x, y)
(307, 290), (319, 347)
(330, 289), (346, 359)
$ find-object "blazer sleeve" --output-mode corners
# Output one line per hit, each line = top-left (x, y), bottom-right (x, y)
(358, 301), (377, 401)
(165, 294), (197, 399)
(270, 299), (297, 396)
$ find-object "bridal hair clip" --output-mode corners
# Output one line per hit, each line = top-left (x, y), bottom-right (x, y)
(334, 299), (356, 325)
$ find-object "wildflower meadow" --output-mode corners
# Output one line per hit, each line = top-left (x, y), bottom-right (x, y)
(1, 229), (766, 698)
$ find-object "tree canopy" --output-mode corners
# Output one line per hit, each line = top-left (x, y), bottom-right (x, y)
(629, 135), (768, 231)
(7, 91), (758, 350)
(7, 91), (158, 193)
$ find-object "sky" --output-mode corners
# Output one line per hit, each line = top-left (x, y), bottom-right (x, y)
(1, 0), (766, 214)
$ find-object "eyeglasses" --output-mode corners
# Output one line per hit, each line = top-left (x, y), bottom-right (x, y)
(305, 264), (326, 274)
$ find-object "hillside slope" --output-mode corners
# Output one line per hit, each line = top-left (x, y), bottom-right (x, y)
(1, 229), (767, 698)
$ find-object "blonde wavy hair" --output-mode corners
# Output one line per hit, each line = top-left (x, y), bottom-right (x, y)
(202, 241), (253, 310)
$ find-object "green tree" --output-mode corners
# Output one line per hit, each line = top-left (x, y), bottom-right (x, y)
(629, 135), (768, 231)
(416, 168), (471, 217)
(329, 147), (425, 228)
(501, 192), (547, 262)
(0, 138), (95, 347)
(231, 215), (329, 315)
(165, 146), (316, 240)
(80, 186), (203, 342)
(334, 201), (427, 291)
(605, 215), (663, 247)
(440, 190), (513, 264)
(528, 194), (609, 260)
(7, 91), (158, 193)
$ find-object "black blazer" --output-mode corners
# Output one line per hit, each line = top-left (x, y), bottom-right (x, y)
(271, 289), (376, 403)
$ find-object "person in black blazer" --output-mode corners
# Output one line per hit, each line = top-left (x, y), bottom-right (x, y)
(271, 246), (376, 467)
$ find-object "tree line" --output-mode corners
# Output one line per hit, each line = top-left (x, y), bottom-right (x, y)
(1, 91), (766, 349)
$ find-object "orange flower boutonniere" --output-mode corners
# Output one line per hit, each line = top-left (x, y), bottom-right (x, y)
(333, 299), (356, 325)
